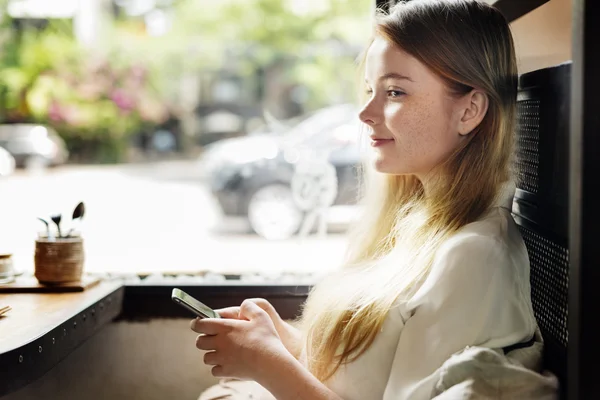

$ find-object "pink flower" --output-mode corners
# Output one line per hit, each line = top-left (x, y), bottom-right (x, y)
(48, 101), (64, 122)
(130, 65), (147, 82)
(110, 89), (135, 113)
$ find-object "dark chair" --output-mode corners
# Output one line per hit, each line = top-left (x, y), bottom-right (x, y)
(512, 62), (571, 397)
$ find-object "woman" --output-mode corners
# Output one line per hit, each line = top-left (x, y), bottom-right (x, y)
(192, 0), (539, 398)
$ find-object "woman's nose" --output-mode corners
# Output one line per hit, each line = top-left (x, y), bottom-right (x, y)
(359, 104), (379, 126)
(358, 98), (381, 126)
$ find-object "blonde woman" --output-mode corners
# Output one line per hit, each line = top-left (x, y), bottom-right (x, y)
(192, 0), (540, 398)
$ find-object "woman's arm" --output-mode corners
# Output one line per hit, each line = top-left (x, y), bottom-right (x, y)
(256, 350), (343, 400)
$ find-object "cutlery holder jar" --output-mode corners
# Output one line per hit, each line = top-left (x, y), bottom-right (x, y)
(34, 238), (84, 283)
(0, 253), (14, 284)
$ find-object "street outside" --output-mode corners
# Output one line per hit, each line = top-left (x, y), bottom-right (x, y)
(0, 160), (350, 278)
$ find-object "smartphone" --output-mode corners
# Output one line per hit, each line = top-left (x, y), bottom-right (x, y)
(171, 288), (220, 319)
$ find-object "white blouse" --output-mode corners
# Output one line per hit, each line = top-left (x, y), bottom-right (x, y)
(323, 183), (538, 400)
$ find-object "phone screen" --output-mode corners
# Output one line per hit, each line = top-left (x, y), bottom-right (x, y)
(172, 288), (220, 319)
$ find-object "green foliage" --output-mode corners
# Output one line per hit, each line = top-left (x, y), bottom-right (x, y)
(0, 0), (372, 162)
(107, 0), (371, 110)
(0, 15), (167, 162)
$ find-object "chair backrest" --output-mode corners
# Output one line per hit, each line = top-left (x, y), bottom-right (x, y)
(512, 62), (571, 395)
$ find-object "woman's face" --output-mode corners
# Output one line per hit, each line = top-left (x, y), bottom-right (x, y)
(360, 37), (471, 177)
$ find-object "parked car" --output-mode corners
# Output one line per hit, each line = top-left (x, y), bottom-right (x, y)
(201, 104), (363, 239)
(0, 124), (68, 168)
(0, 147), (15, 177)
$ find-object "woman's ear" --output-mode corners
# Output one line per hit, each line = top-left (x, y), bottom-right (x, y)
(458, 90), (489, 136)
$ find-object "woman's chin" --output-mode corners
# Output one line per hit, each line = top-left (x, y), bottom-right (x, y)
(372, 158), (415, 176)
(372, 157), (397, 174)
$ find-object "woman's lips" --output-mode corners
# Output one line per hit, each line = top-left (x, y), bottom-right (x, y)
(370, 138), (394, 147)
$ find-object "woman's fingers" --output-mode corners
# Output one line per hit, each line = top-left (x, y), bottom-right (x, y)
(204, 351), (221, 366)
(239, 299), (270, 322)
(211, 365), (225, 378)
(213, 300), (277, 321)
(213, 306), (240, 319)
(190, 317), (235, 335)
(196, 334), (218, 351)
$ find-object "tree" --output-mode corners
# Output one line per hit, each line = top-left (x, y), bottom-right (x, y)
(0, 0), (372, 162)
(107, 0), (372, 113)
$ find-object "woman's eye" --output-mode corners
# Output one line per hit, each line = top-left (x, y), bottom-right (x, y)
(387, 90), (405, 98)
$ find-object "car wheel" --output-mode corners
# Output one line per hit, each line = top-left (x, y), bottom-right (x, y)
(247, 184), (303, 240)
(24, 155), (49, 171)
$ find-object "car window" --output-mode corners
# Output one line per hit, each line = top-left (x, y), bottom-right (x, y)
(283, 105), (356, 146)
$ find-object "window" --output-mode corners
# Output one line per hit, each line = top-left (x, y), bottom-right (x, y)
(0, 0), (372, 279)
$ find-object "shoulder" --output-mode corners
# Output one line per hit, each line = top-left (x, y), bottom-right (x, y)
(397, 205), (536, 353)
(437, 207), (526, 269)
(413, 208), (529, 305)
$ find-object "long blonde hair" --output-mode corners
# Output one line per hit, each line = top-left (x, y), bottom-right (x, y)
(299, 0), (518, 381)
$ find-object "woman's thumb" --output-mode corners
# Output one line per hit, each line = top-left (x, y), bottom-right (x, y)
(239, 299), (267, 320)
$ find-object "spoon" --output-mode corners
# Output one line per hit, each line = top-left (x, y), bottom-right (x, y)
(37, 217), (55, 240)
(37, 217), (49, 237)
(66, 202), (85, 238)
(73, 202), (85, 220)
(51, 214), (62, 238)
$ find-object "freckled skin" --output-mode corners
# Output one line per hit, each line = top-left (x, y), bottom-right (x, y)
(359, 38), (467, 178)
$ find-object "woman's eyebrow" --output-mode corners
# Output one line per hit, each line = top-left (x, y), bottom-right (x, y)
(379, 72), (414, 82)
(365, 72), (414, 84)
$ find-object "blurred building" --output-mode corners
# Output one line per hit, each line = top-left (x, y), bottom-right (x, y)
(7, 0), (110, 48)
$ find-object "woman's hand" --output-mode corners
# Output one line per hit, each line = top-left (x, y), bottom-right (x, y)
(191, 299), (343, 400)
(191, 299), (294, 381)
(211, 298), (303, 359)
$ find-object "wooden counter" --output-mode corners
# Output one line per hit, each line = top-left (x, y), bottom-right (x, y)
(0, 277), (310, 397)
(0, 280), (124, 396)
